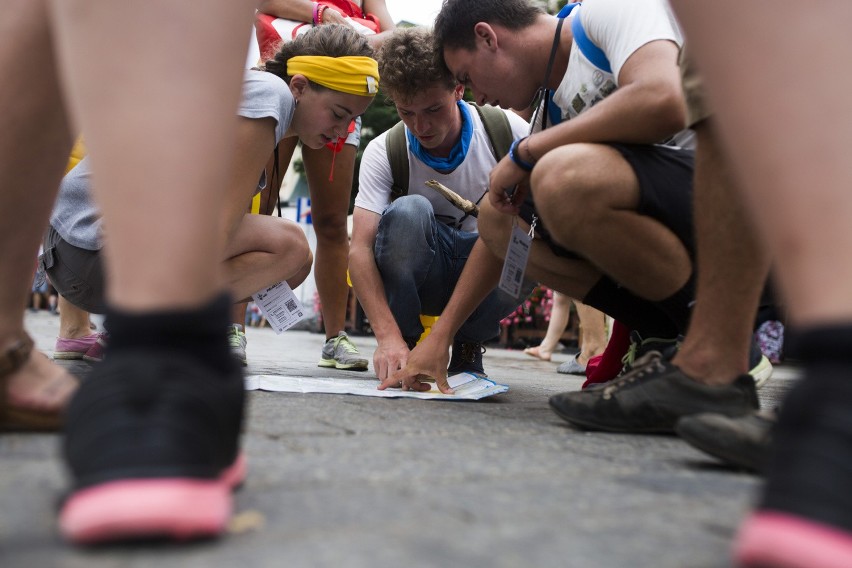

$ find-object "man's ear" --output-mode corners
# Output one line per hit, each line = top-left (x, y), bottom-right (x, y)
(453, 84), (465, 100)
(289, 74), (309, 102)
(473, 22), (498, 51)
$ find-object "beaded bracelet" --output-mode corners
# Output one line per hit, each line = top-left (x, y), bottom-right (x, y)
(509, 137), (535, 172)
(312, 3), (327, 25)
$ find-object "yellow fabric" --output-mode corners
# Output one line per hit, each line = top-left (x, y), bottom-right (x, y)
(66, 138), (86, 174)
(287, 56), (379, 96)
(418, 315), (439, 344)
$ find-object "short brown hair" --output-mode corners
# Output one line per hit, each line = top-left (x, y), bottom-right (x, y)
(377, 27), (456, 104)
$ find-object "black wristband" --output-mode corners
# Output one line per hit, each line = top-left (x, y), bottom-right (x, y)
(509, 137), (535, 172)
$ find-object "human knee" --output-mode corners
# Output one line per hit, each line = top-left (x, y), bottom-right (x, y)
(531, 145), (612, 242)
(271, 221), (312, 273)
(383, 194), (432, 225)
(288, 249), (313, 288)
(311, 200), (349, 243)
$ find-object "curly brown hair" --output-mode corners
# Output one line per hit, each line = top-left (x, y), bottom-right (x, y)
(262, 24), (373, 89)
(376, 27), (456, 104)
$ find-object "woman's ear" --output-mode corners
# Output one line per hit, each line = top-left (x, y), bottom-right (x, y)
(454, 84), (465, 101)
(289, 74), (309, 102)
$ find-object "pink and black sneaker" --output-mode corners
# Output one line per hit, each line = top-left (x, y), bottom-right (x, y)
(58, 348), (246, 544)
(734, 360), (852, 567)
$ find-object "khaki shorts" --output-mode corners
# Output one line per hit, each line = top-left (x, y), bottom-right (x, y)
(679, 44), (711, 128)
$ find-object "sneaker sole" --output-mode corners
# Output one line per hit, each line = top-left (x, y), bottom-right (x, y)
(675, 417), (762, 472)
(318, 359), (368, 371)
(54, 351), (87, 360)
(59, 453), (247, 544)
(736, 511), (852, 568)
(548, 397), (675, 434)
(749, 355), (773, 389)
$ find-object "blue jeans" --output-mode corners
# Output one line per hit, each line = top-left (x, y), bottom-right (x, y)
(374, 195), (526, 344)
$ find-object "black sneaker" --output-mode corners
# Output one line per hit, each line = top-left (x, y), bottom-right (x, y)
(676, 409), (776, 472)
(620, 330), (681, 374)
(58, 349), (245, 544)
(735, 362), (852, 566)
(447, 339), (486, 377)
(549, 351), (759, 433)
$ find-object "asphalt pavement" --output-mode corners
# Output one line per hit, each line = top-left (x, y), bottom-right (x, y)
(0, 310), (798, 568)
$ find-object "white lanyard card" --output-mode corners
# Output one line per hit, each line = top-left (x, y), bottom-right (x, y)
(252, 281), (307, 334)
(498, 223), (533, 297)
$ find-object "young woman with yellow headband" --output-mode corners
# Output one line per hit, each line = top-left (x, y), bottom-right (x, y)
(254, 1), (395, 373)
(223, 24), (379, 367)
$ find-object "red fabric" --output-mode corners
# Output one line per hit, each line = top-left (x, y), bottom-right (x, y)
(254, 6), (372, 153)
(255, 2), (379, 61)
(582, 320), (631, 389)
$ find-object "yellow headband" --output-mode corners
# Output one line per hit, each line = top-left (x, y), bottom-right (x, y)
(287, 55), (379, 96)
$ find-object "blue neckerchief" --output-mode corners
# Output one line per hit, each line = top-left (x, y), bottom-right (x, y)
(406, 100), (472, 172)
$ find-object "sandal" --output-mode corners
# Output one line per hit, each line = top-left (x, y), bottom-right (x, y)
(1, 332), (77, 431)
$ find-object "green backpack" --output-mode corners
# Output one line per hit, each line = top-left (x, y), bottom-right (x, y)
(385, 102), (515, 201)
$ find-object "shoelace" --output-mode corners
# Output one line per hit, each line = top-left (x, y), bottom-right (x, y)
(621, 340), (640, 369)
(459, 343), (485, 363)
(603, 351), (666, 399)
(335, 335), (359, 354)
(620, 335), (679, 369)
(227, 326), (245, 345)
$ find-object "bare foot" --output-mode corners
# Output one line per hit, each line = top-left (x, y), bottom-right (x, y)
(523, 346), (552, 362)
(5, 350), (78, 418)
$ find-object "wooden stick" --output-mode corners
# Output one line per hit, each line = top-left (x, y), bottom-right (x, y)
(424, 179), (479, 217)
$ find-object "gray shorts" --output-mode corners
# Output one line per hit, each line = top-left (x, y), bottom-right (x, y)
(40, 224), (106, 314)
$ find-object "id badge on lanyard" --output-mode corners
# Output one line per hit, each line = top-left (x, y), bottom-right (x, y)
(498, 215), (536, 297)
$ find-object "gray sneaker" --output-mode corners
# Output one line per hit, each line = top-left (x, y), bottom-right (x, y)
(227, 324), (247, 367)
(557, 353), (586, 375)
(549, 351), (759, 433)
(319, 331), (368, 371)
(676, 409), (777, 472)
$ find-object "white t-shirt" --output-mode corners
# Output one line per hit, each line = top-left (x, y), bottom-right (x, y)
(552, 0), (683, 121)
(356, 105), (529, 233)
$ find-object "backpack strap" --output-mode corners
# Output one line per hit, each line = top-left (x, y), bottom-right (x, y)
(471, 103), (513, 161)
(385, 120), (409, 201)
(559, 3), (612, 74)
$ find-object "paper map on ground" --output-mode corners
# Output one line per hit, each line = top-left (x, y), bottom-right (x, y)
(244, 372), (508, 400)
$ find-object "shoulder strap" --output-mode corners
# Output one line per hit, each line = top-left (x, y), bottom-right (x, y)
(472, 103), (513, 161)
(565, 4), (612, 74)
(385, 121), (409, 201)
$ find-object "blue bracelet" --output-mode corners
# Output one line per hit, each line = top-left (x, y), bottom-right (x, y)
(509, 137), (535, 172)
